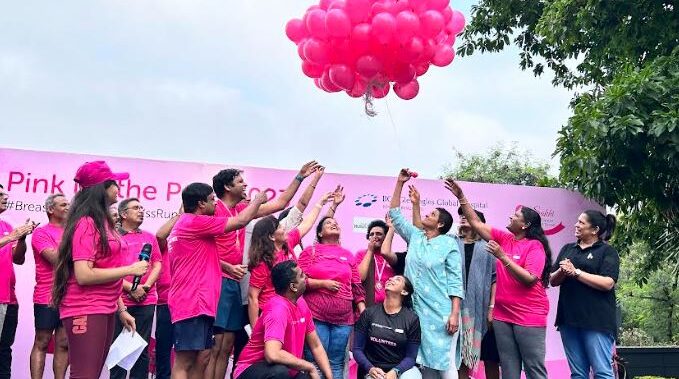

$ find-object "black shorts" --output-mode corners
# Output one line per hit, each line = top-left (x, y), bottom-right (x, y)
(34, 304), (61, 330)
(173, 315), (215, 352)
(481, 327), (500, 363)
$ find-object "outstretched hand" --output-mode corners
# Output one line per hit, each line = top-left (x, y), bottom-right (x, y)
(444, 178), (464, 199)
(299, 161), (321, 178)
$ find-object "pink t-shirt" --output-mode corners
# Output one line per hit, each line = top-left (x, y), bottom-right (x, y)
(156, 244), (171, 305)
(168, 213), (228, 323)
(491, 228), (549, 327)
(298, 243), (365, 325)
(355, 249), (396, 304)
(0, 220), (17, 305)
(60, 217), (128, 319)
(234, 295), (315, 379)
(215, 201), (248, 280)
(120, 229), (162, 307)
(249, 229), (301, 309)
(31, 223), (64, 305)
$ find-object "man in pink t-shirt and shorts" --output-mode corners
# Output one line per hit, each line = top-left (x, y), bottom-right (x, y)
(30, 193), (70, 379)
(207, 161), (320, 379)
(234, 260), (332, 379)
(168, 183), (267, 379)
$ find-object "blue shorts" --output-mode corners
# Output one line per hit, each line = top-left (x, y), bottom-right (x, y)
(214, 278), (245, 333)
(173, 316), (214, 352)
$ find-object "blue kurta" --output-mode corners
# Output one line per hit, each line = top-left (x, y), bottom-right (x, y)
(389, 207), (464, 371)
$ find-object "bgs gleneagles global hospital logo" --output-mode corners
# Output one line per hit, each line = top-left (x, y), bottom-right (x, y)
(355, 194), (378, 208)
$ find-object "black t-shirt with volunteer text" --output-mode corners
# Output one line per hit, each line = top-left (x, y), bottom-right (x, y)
(354, 304), (421, 371)
(552, 241), (620, 336)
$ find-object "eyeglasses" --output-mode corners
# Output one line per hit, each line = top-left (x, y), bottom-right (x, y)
(124, 205), (144, 212)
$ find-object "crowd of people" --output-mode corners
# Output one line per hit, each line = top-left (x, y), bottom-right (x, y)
(0, 162), (621, 379)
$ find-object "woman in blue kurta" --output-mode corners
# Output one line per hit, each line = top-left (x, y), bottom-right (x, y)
(388, 169), (465, 379)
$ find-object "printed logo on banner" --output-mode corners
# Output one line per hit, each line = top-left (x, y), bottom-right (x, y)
(355, 194), (378, 208)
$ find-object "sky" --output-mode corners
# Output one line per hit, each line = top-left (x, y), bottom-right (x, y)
(0, 1), (575, 179)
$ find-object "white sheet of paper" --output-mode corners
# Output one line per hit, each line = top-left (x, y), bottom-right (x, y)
(105, 328), (148, 370)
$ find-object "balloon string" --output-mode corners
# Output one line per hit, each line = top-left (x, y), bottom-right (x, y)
(384, 96), (406, 164)
(363, 91), (377, 117)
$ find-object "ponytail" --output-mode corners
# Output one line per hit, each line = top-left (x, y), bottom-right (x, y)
(520, 206), (553, 287)
(583, 210), (617, 242)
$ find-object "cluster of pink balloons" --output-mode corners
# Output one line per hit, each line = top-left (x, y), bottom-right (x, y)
(286, 0), (465, 101)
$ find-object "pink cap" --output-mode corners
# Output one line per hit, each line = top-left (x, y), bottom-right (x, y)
(74, 161), (129, 188)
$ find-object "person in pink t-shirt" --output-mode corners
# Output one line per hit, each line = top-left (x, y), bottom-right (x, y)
(51, 161), (150, 379)
(445, 179), (552, 379)
(207, 161), (320, 379)
(168, 183), (267, 379)
(110, 197), (163, 379)
(356, 219), (400, 305)
(298, 188), (366, 379)
(30, 193), (70, 379)
(234, 260), (332, 379)
(247, 192), (332, 327)
(0, 183), (39, 379)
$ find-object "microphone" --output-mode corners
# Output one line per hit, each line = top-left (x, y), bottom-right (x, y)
(131, 243), (152, 292)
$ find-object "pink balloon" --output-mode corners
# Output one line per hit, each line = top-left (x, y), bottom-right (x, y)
(328, 0), (346, 10)
(370, 82), (390, 98)
(419, 39), (436, 62)
(302, 61), (325, 78)
(307, 5), (321, 12)
(356, 55), (383, 79)
(395, 11), (420, 43)
(371, 0), (395, 15)
(419, 10), (445, 37)
(297, 39), (309, 60)
(415, 62), (429, 76)
(314, 78), (325, 91)
(319, 0), (333, 10)
(409, 0), (428, 13)
(321, 71), (342, 92)
(345, 0), (371, 23)
(347, 77), (368, 97)
(329, 64), (355, 90)
(372, 12), (397, 44)
(441, 7), (453, 23)
(449, 10), (466, 35)
(392, 63), (416, 84)
(391, 0), (409, 15)
(432, 44), (455, 66)
(427, 0), (450, 10)
(326, 9), (352, 38)
(352, 23), (372, 43)
(398, 37), (424, 62)
(303, 39), (330, 65)
(305, 9), (328, 40)
(286, 19), (307, 43)
(394, 79), (419, 100)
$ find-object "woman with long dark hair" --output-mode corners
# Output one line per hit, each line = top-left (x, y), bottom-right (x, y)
(445, 179), (551, 379)
(353, 275), (421, 379)
(247, 192), (331, 326)
(51, 161), (149, 379)
(297, 189), (366, 379)
(550, 211), (619, 379)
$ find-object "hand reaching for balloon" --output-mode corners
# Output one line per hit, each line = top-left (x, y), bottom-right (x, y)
(408, 185), (420, 204)
(331, 185), (345, 206)
(444, 178), (464, 199)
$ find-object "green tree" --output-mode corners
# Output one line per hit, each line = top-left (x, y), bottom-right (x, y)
(458, 1), (679, 280)
(442, 142), (559, 186)
(618, 242), (679, 345)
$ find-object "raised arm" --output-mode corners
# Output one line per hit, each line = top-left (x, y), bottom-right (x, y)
(325, 185), (344, 218)
(408, 185), (423, 229)
(297, 192), (332, 238)
(224, 193), (268, 232)
(256, 161), (320, 217)
(296, 166), (325, 212)
(380, 215), (399, 266)
(444, 179), (493, 241)
(156, 205), (182, 251)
